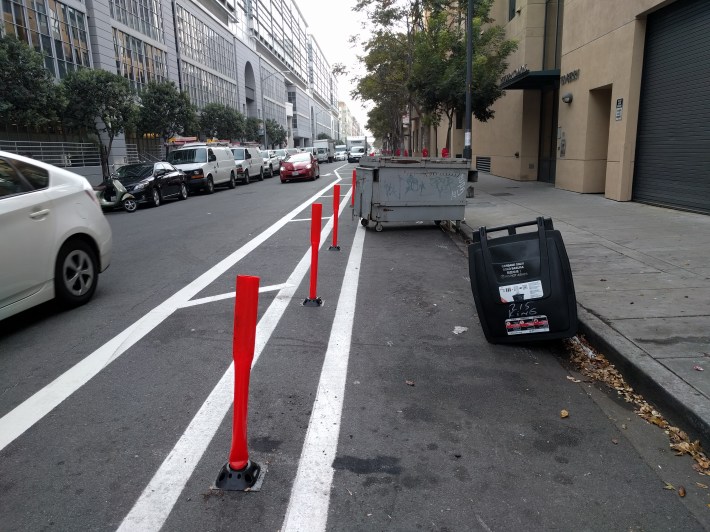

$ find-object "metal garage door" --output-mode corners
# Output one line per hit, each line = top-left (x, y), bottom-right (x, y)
(632, 0), (710, 214)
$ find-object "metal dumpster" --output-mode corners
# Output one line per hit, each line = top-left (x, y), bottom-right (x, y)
(354, 157), (476, 231)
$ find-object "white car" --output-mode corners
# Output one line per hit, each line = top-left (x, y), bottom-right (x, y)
(0, 151), (112, 321)
(334, 151), (347, 161)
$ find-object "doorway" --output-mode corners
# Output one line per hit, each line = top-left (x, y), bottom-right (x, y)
(538, 87), (558, 183)
(586, 86), (612, 192)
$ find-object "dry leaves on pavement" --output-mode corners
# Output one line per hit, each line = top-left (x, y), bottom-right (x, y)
(565, 335), (710, 476)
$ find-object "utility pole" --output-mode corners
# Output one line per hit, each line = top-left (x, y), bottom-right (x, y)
(463, 0), (474, 161)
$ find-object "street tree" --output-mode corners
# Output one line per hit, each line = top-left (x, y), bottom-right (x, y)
(199, 103), (244, 141)
(244, 117), (261, 143)
(265, 118), (287, 148)
(0, 36), (63, 129)
(61, 68), (137, 175)
(136, 81), (197, 144)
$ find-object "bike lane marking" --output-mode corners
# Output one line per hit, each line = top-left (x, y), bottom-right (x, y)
(0, 181), (342, 453)
(281, 222), (366, 532)
(117, 184), (353, 532)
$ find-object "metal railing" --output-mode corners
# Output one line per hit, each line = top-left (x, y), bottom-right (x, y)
(0, 140), (101, 168)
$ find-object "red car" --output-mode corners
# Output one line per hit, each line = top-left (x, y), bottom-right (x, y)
(280, 152), (320, 183)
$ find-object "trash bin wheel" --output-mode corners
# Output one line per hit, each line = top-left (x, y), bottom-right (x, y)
(375, 223), (383, 232)
(360, 218), (368, 227)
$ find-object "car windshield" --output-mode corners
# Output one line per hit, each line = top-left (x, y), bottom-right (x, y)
(286, 153), (311, 163)
(231, 148), (246, 160)
(274, 150), (287, 157)
(167, 149), (206, 164)
(115, 164), (153, 183)
(351, 147), (365, 154)
(317, 148), (327, 154)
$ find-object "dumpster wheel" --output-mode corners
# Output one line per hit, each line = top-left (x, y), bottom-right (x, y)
(375, 222), (383, 232)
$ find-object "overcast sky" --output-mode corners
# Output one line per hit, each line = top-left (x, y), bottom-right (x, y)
(294, 0), (372, 135)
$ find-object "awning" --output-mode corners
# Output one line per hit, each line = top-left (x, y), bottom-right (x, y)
(500, 69), (560, 90)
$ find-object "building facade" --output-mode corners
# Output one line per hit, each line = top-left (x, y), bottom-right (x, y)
(1, 0), (340, 155)
(466, 0), (710, 214)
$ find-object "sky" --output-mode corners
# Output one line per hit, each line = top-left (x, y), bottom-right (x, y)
(294, 0), (372, 136)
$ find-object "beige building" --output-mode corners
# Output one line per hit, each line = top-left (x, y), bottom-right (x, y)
(444, 0), (709, 214)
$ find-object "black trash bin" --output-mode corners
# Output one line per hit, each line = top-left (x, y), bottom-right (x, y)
(468, 217), (577, 344)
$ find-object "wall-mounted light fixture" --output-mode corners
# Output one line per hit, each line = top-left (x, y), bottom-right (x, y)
(561, 93), (573, 104)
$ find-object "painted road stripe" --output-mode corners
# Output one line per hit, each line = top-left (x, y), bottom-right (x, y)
(281, 223), (366, 532)
(178, 283), (291, 308)
(117, 190), (353, 532)
(0, 182), (342, 453)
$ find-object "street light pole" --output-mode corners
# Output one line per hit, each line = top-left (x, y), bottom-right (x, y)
(463, 0), (474, 161)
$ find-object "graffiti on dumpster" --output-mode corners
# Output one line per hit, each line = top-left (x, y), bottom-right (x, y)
(383, 172), (467, 201)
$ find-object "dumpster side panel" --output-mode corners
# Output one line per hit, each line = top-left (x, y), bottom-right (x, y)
(354, 168), (375, 220)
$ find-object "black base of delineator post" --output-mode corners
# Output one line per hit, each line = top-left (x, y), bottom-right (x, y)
(328, 245), (341, 251)
(303, 297), (323, 307)
(214, 460), (262, 491)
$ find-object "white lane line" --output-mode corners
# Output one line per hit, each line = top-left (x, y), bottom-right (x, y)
(0, 182), (342, 453)
(118, 189), (353, 532)
(289, 218), (312, 222)
(281, 223), (366, 532)
(178, 283), (291, 308)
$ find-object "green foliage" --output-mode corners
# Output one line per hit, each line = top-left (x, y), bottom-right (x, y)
(61, 68), (137, 173)
(0, 36), (63, 128)
(265, 118), (287, 148)
(353, 0), (517, 149)
(244, 117), (262, 143)
(136, 81), (196, 140)
(316, 132), (331, 140)
(199, 103), (244, 140)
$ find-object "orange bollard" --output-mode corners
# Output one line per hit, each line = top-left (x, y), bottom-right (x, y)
(329, 185), (341, 251)
(304, 203), (323, 306)
(351, 169), (356, 207)
(215, 274), (262, 491)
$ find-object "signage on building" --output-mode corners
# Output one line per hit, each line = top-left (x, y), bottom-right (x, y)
(501, 64), (529, 84)
(615, 98), (623, 121)
(560, 69), (580, 85)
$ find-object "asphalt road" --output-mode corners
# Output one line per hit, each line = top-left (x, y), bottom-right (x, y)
(1, 161), (708, 531)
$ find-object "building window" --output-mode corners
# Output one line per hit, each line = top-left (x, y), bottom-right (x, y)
(508, 0), (516, 21)
(175, 5), (235, 79)
(109, 0), (164, 43)
(180, 60), (237, 110)
(114, 29), (167, 90)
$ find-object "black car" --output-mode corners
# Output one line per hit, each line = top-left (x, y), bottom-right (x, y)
(114, 162), (189, 207)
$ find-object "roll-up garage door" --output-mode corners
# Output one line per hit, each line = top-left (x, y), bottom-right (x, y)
(632, 0), (710, 214)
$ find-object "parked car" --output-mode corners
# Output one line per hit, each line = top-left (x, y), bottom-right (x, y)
(348, 146), (366, 163)
(260, 149), (280, 178)
(166, 144), (236, 193)
(0, 151), (112, 320)
(231, 146), (263, 184)
(114, 162), (188, 207)
(280, 152), (320, 183)
(334, 150), (347, 161)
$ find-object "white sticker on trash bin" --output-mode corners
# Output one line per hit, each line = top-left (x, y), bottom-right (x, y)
(505, 315), (550, 335)
(499, 280), (543, 302)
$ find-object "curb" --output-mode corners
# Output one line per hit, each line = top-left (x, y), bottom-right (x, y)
(457, 221), (710, 447)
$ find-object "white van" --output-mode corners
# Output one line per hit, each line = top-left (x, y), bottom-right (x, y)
(166, 144), (236, 194)
(230, 146), (264, 184)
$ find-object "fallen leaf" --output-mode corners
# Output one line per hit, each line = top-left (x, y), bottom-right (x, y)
(560, 409), (569, 419)
(405, 380), (415, 387)
(696, 482), (708, 489)
(678, 486), (686, 497)
(664, 483), (675, 491)
(566, 376), (581, 383)
(694, 366), (704, 372)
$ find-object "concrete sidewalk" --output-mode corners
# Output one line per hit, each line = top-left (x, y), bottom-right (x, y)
(458, 172), (710, 446)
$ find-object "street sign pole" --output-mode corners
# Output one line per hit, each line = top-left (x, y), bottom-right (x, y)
(463, 0), (474, 161)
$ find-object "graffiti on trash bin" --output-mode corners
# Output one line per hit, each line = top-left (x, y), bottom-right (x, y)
(384, 172), (467, 200)
(507, 301), (538, 319)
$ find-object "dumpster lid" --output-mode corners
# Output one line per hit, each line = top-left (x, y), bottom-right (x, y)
(358, 156), (471, 169)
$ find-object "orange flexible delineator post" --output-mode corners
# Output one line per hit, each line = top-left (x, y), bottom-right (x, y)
(214, 275), (263, 491)
(304, 203), (323, 307)
(329, 185), (341, 251)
